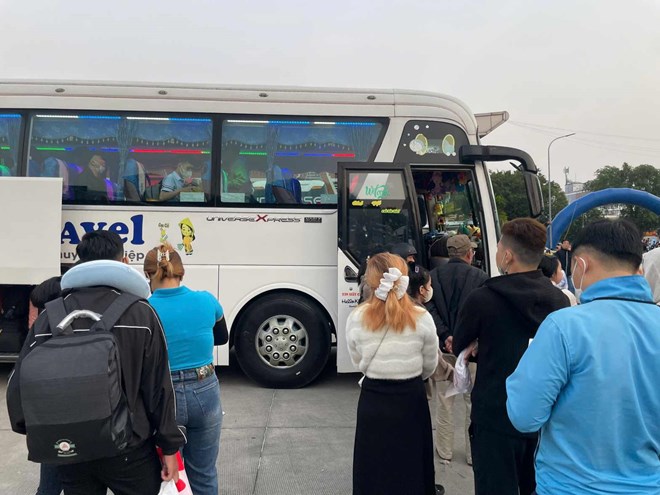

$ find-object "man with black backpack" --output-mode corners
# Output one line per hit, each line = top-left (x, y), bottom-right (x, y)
(7, 230), (185, 495)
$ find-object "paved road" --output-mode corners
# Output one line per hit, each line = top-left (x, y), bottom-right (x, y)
(0, 351), (474, 494)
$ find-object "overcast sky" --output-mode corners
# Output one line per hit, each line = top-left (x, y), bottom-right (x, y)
(2, 0), (659, 185)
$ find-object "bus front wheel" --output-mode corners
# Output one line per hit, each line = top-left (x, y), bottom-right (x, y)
(234, 293), (331, 388)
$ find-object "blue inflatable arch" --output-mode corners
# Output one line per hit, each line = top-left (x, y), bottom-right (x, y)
(548, 188), (660, 248)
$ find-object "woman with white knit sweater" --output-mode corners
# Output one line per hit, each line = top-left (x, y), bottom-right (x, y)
(347, 252), (439, 495)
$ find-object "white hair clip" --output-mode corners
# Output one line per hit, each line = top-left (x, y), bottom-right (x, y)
(157, 250), (170, 262)
(374, 267), (409, 301)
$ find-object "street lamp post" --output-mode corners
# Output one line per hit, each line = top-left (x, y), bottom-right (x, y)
(547, 132), (575, 244)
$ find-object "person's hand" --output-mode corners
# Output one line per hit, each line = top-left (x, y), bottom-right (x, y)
(179, 186), (195, 193)
(444, 336), (453, 354)
(465, 340), (478, 362)
(161, 453), (180, 482)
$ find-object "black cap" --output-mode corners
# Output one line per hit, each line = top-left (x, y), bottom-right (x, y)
(391, 242), (417, 259)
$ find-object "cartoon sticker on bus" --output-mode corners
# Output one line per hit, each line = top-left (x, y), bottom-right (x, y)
(178, 218), (195, 255)
(158, 222), (170, 244)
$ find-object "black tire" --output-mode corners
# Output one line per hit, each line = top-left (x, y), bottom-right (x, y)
(234, 293), (331, 388)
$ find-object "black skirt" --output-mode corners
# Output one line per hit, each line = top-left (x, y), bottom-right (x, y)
(353, 376), (436, 495)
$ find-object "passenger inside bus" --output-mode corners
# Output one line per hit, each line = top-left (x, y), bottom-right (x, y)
(411, 170), (484, 270)
(72, 154), (109, 202)
(159, 161), (203, 202)
(221, 146), (256, 202)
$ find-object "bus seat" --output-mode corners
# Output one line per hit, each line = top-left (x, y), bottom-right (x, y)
(266, 178), (302, 204)
(123, 159), (147, 201)
(42, 157), (71, 198)
(265, 165), (301, 204)
(124, 180), (141, 202)
(221, 169), (228, 193)
(27, 159), (41, 176)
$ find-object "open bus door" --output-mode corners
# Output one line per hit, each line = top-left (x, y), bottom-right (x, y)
(336, 163), (423, 372)
(0, 177), (63, 361)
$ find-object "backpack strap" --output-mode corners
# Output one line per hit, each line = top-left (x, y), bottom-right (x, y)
(91, 293), (143, 332)
(45, 297), (71, 337)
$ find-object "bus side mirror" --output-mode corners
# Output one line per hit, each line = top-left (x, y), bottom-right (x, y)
(460, 145), (544, 218)
(523, 171), (544, 219)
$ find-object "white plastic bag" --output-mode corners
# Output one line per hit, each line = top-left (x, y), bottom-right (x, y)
(158, 480), (179, 495)
(156, 449), (194, 495)
(444, 348), (473, 397)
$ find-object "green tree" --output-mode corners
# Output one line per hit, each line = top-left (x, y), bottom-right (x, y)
(563, 208), (605, 241)
(490, 170), (567, 224)
(584, 163), (660, 233)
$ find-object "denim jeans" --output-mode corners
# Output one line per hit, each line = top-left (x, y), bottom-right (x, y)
(172, 370), (223, 495)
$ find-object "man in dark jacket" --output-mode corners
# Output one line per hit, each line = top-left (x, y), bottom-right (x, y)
(427, 234), (489, 464)
(7, 230), (184, 495)
(453, 218), (569, 495)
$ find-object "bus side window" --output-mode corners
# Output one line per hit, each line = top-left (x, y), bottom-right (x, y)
(0, 113), (23, 176)
(26, 113), (212, 205)
(220, 118), (384, 206)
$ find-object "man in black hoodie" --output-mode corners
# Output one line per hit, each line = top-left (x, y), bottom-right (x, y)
(453, 218), (569, 495)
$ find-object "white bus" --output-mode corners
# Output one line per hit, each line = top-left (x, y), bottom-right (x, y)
(0, 81), (543, 387)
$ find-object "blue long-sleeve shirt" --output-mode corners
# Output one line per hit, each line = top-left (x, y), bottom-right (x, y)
(506, 275), (660, 495)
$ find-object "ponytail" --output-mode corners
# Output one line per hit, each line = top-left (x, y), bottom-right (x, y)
(361, 253), (420, 332)
(143, 243), (185, 282)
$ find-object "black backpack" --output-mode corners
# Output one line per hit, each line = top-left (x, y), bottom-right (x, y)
(18, 293), (139, 464)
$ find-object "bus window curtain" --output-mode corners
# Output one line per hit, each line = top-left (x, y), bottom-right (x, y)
(117, 119), (138, 189)
(6, 118), (21, 173)
(350, 126), (376, 161)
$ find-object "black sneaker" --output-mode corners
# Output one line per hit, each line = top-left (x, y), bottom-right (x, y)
(435, 484), (445, 495)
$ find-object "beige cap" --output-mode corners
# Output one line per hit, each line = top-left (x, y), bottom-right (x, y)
(447, 234), (477, 256)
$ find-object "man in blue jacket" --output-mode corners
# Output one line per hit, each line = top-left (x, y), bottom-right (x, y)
(506, 219), (660, 495)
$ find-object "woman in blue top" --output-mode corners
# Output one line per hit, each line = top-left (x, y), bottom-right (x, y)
(144, 244), (228, 495)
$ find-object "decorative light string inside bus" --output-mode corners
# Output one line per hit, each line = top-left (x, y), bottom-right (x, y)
(13, 116), (373, 126)
(226, 120), (376, 126)
(35, 115), (211, 122)
(35, 147), (210, 154)
(239, 151), (355, 158)
(32, 147), (353, 157)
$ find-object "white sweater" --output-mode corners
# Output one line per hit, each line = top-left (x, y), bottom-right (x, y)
(346, 305), (439, 380)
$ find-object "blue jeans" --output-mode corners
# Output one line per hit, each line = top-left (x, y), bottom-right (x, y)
(172, 370), (222, 495)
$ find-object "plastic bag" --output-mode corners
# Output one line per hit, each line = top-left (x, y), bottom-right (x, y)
(444, 348), (473, 397)
(156, 448), (193, 495)
(158, 480), (179, 495)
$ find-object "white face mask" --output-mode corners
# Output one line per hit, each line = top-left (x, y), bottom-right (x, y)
(181, 169), (193, 179)
(570, 256), (588, 302)
(423, 286), (433, 304)
(497, 252), (511, 276)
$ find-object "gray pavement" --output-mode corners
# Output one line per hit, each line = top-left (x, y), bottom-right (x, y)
(0, 351), (475, 494)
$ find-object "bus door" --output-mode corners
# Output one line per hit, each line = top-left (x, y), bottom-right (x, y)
(336, 163), (422, 372)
